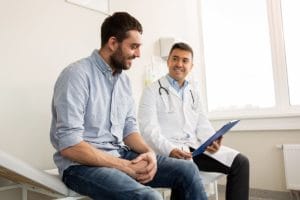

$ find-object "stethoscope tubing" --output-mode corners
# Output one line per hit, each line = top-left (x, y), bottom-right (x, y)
(158, 79), (194, 104)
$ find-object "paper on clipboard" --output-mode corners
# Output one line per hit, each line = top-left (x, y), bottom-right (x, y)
(192, 120), (240, 157)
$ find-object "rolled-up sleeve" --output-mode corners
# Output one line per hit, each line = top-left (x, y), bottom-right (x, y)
(52, 66), (88, 151)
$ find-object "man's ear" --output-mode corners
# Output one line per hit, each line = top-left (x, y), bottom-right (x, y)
(107, 36), (119, 52)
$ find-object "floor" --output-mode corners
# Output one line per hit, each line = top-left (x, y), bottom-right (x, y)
(208, 185), (298, 200)
(159, 186), (279, 200)
(208, 192), (277, 200)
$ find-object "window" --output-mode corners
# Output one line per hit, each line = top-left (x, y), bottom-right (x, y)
(199, 0), (300, 130)
(201, 0), (275, 112)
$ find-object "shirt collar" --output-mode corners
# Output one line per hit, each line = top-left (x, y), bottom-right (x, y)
(91, 49), (113, 73)
(91, 49), (120, 83)
(166, 74), (189, 93)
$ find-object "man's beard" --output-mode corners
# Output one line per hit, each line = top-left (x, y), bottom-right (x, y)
(110, 48), (135, 74)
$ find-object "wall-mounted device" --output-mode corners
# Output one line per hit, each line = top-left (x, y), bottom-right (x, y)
(159, 37), (177, 60)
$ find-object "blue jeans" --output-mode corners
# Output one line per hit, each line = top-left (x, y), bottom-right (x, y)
(62, 149), (207, 200)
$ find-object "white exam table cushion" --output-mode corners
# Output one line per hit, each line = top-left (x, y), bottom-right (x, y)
(0, 149), (71, 196)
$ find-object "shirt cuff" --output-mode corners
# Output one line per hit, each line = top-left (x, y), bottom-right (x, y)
(58, 133), (83, 151)
(123, 126), (139, 138)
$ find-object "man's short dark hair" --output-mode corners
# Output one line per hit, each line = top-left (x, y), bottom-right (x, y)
(169, 42), (194, 59)
(101, 12), (143, 47)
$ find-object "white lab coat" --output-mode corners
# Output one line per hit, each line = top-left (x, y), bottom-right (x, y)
(138, 76), (239, 167)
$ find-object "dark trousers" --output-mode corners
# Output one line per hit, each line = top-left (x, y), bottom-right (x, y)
(171, 152), (249, 200)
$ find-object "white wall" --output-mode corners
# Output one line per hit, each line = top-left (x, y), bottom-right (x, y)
(0, 1), (299, 199)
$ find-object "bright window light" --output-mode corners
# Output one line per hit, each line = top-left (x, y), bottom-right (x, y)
(201, 0), (275, 112)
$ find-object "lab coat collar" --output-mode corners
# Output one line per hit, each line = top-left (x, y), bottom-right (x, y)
(166, 74), (189, 93)
(160, 75), (192, 98)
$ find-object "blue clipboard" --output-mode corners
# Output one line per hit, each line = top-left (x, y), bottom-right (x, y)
(192, 120), (240, 157)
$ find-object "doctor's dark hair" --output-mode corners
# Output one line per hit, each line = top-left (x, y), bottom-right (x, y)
(169, 42), (194, 59)
(101, 12), (143, 47)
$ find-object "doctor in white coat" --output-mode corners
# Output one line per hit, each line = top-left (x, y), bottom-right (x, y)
(138, 42), (249, 200)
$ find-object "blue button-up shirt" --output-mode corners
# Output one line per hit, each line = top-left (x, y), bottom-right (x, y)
(50, 50), (138, 175)
(166, 74), (189, 100)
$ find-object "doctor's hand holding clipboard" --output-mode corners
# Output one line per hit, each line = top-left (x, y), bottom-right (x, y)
(192, 120), (240, 157)
(205, 136), (223, 154)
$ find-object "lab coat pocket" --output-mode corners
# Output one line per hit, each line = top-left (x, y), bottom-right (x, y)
(157, 109), (179, 127)
(186, 108), (199, 131)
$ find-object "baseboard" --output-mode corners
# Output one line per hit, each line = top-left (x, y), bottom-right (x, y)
(218, 184), (298, 200)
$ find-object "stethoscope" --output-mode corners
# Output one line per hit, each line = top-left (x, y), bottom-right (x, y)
(158, 79), (195, 106)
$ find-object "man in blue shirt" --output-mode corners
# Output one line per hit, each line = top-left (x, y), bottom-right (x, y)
(50, 12), (207, 200)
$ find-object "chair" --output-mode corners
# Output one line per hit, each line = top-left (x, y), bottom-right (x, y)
(0, 149), (85, 200)
(200, 171), (224, 200)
